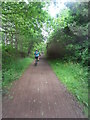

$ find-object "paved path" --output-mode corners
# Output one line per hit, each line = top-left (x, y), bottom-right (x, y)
(3, 56), (85, 118)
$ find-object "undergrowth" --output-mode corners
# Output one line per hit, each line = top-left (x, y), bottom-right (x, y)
(2, 57), (33, 87)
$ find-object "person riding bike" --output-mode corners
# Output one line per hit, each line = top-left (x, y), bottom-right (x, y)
(34, 50), (40, 63)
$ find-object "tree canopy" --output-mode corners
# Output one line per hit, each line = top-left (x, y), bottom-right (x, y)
(46, 2), (89, 65)
(1, 2), (51, 55)
(1, 1), (89, 65)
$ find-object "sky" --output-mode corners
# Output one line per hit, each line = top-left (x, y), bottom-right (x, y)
(42, 1), (67, 41)
(48, 1), (66, 18)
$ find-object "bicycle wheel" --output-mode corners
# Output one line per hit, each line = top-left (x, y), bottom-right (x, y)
(35, 59), (38, 66)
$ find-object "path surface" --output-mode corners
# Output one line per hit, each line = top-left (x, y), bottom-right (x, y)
(3, 56), (86, 118)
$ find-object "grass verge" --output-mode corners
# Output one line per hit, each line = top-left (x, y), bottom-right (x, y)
(48, 59), (88, 116)
(2, 57), (33, 87)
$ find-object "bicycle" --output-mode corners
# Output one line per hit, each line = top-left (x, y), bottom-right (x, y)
(35, 58), (38, 66)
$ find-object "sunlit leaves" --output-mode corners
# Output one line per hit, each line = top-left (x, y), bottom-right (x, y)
(2, 2), (50, 53)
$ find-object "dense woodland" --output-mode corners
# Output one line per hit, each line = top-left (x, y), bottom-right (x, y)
(1, 2), (89, 64)
(47, 2), (89, 65)
(0, 1), (89, 116)
(1, 2), (49, 57)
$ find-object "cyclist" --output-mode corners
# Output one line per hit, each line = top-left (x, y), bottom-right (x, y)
(34, 50), (40, 63)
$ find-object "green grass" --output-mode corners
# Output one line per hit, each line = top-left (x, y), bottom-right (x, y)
(2, 57), (33, 87)
(48, 59), (88, 116)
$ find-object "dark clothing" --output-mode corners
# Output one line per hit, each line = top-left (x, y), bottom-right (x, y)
(35, 56), (38, 59)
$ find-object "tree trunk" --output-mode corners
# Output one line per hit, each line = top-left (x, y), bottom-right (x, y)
(28, 42), (33, 55)
(20, 42), (23, 52)
(5, 33), (8, 45)
(15, 34), (18, 50)
(11, 33), (13, 47)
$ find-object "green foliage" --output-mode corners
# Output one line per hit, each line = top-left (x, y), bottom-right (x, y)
(2, 44), (27, 70)
(69, 41), (88, 65)
(49, 59), (88, 116)
(46, 2), (88, 65)
(1, 2), (50, 55)
(2, 44), (33, 87)
(65, 2), (88, 25)
(2, 57), (33, 87)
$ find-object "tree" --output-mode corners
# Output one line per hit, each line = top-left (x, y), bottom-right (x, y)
(1, 2), (50, 55)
